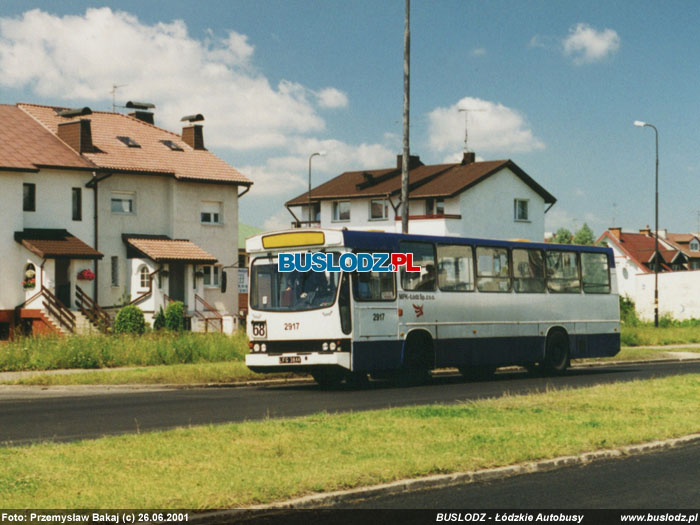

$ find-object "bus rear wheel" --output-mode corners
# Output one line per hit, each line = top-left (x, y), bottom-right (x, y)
(311, 369), (345, 389)
(543, 331), (570, 375)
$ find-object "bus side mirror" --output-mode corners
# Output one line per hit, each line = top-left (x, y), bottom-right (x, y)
(221, 271), (227, 293)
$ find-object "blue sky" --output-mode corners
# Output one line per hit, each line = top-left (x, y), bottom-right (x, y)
(2, 1), (699, 235)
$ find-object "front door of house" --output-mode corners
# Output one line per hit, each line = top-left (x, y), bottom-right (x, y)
(55, 259), (71, 308)
(169, 263), (186, 306)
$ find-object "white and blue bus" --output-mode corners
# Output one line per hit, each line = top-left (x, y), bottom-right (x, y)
(245, 229), (620, 387)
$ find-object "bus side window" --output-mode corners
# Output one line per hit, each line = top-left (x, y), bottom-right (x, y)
(512, 248), (545, 293)
(476, 246), (511, 292)
(581, 252), (610, 293)
(437, 244), (474, 292)
(400, 241), (436, 291)
(352, 271), (396, 301)
(546, 251), (581, 293)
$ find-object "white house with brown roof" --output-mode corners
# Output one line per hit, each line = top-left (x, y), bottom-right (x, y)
(286, 152), (556, 242)
(0, 103), (251, 339)
(598, 227), (700, 320)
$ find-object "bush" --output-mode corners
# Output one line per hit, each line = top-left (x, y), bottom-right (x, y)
(619, 295), (638, 326)
(113, 305), (146, 335)
(153, 307), (166, 331)
(165, 301), (185, 331)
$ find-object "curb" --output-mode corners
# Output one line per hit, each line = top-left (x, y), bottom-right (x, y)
(193, 432), (700, 522)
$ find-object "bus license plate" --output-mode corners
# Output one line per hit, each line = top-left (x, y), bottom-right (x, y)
(279, 356), (301, 364)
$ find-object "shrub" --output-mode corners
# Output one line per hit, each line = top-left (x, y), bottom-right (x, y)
(619, 295), (638, 326)
(114, 305), (146, 335)
(165, 301), (185, 331)
(153, 307), (166, 331)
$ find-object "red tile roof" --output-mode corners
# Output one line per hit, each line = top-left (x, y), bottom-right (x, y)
(124, 235), (217, 263)
(14, 229), (103, 259)
(286, 158), (555, 206)
(600, 230), (680, 272)
(17, 103), (251, 186)
(0, 105), (95, 171)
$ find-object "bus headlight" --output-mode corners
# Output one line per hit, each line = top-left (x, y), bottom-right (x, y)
(329, 342), (336, 351)
(322, 342), (329, 351)
(260, 343), (267, 352)
(253, 343), (260, 352)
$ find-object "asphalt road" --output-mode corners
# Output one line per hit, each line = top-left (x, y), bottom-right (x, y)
(334, 441), (700, 509)
(1, 361), (699, 445)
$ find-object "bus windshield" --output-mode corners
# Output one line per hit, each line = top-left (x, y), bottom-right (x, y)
(250, 258), (341, 311)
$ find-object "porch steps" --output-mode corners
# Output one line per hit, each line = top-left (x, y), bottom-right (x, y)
(73, 311), (99, 335)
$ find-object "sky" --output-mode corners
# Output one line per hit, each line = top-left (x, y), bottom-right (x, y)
(1, 1), (699, 236)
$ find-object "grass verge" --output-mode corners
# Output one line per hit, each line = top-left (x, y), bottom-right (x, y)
(621, 325), (700, 346)
(4, 346), (699, 386)
(1, 374), (700, 508)
(0, 331), (248, 371)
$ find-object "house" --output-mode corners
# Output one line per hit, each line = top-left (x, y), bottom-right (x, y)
(598, 227), (700, 320)
(285, 152), (556, 242)
(0, 103), (251, 339)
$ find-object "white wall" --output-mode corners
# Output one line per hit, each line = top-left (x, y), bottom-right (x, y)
(633, 270), (700, 321)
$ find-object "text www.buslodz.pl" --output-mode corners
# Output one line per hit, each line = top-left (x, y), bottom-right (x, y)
(278, 252), (422, 273)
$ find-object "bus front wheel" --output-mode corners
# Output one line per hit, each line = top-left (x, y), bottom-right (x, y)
(543, 331), (570, 375)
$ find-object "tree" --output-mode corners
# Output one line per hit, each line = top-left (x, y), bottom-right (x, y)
(573, 223), (595, 245)
(553, 228), (573, 244)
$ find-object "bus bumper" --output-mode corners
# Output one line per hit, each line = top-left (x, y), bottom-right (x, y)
(246, 352), (351, 373)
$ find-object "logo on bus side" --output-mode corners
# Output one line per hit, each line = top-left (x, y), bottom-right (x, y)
(278, 252), (421, 273)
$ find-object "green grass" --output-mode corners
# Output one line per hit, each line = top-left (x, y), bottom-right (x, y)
(1, 374), (699, 508)
(0, 331), (248, 371)
(620, 325), (700, 347)
(2, 361), (297, 386)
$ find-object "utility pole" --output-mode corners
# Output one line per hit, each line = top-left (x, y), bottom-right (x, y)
(400, 0), (410, 234)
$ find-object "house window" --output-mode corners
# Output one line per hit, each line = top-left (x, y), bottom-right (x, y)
(203, 265), (220, 287)
(201, 201), (222, 225)
(23, 183), (36, 212)
(332, 201), (351, 222)
(117, 136), (141, 148)
(72, 188), (82, 221)
(111, 193), (135, 214)
(139, 266), (150, 289)
(369, 199), (388, 220)
(426, 198), (445, 215)
(690, 261), (700, 270)
(514, 199), (529, 221)
(111, 256), (119, 286)
(690, 240), (700, 252)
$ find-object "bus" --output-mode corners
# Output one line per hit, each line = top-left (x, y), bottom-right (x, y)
(245, 229), (620, 387)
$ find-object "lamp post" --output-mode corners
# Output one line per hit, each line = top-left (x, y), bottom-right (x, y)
(634, 120), (659, 327)
(308, 151), (326, 227)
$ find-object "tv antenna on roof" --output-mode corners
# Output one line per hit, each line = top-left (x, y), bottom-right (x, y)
(458, 107), (486, 153)
(110, 84), (128, 112)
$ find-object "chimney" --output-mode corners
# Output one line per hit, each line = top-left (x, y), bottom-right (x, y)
(640, 226), (651, 236)
(395, 154), (423, 170)
(461, 151), (476, 165)
(57, 119), (93, 153)
(658, 229), (667, 239)
(182, 124), (205, 150)
(609, 227), (622, 240)
(128, 110), (154, 125)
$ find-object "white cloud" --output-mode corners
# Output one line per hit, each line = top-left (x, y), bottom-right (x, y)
(471, 48), (486, 56)
(0, 8), (336, 150)
(562, 23), (620, 64)
(317, 88), (348, 109)
(427, 96), (545, 155)
(242, 138), (395, 197)
(263, 210), (295, 231)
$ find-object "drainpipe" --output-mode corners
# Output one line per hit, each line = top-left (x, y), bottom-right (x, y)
(86, 171), (112, 304)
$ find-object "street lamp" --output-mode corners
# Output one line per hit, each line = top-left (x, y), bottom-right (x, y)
(308, 151), (326, 227)
(634, 120), (660, 327)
